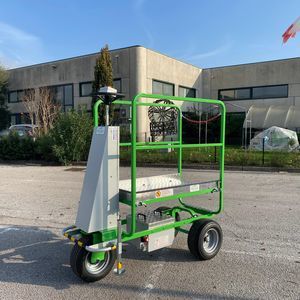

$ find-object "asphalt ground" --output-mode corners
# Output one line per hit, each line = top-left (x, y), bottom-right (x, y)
(0, 165), (299, 300)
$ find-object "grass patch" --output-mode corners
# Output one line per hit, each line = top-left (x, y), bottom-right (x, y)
(120, 146), (300, 168)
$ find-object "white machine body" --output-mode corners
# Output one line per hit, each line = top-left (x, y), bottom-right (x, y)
(75, 126), (119, 233)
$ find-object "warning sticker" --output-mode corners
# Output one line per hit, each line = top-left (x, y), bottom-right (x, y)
(96, 127), (105, 135)
(112, 128), (118, 141)
(155, 189), (173, 198)
(190, 184), (200, 192)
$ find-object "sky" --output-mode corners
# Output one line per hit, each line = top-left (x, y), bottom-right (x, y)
(0, 0), (300, 69)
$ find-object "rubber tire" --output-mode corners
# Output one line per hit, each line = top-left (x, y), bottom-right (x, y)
(154, 206), (180, 236)
(70, 244), (116, 282)
(188, 219), (223, 260)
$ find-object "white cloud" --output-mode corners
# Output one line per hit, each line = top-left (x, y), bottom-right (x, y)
(0, 22), (45, 68)
(181, 42), (232, 63)
(133, 0), (154, 48)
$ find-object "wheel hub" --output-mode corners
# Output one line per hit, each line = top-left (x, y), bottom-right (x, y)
(203, 228), (219, 254)
(85, 252), (110, 275)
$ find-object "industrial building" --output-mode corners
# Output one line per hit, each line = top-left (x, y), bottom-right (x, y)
(7, 45), (201, 141)
(7, 45), (300, 143)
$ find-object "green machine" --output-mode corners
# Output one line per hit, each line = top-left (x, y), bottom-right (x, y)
(63, 89), (226, 282)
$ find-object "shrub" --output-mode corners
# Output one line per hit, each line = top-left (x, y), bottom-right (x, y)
(49, 110), (93, 165)
(35, 134), (56, 161)
(0, 133), (36, 160)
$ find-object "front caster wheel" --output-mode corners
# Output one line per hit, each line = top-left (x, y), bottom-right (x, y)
(70, 244), (116, 282)
(188, 219), (223, 260)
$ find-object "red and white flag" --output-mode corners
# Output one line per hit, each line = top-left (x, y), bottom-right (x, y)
(282, 16), (300, 43)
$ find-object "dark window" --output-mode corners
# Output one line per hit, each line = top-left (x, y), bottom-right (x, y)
(80, 82), (93, 97)
(235, 88), (251, 99)
(8, 90), (23, 103)
(219, 89), (235, 100)
(8, 89), (35, 103)
(9, 91), (18, 103)
(10, 114), (17, 125)
(10, 113), (30, 125)
(113, 78), (122, 92)
(252, 85), (288, 99)
(219, 85), (288, 101)
(179, 86), (196, 98)
(50, 84), (73, 112)
(152, 80), (174, 96)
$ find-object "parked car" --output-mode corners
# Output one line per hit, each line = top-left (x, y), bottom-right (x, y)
(0, 129), (9, 138)
(0, 124), (38, 139)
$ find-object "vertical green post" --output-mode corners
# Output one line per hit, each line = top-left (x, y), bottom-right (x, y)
(218, 103), (226, 213)
(130, 94), (139, 235)
(93, 99), (103, 127)
(178, 109), (182, 175)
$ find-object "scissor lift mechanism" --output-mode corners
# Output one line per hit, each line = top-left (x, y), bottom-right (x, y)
(63, 92), (226, 282)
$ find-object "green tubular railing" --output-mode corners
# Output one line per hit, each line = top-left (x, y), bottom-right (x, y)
(93, 93), (226, 242)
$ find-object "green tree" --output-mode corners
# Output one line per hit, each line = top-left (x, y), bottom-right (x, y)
(0, 65), (10, 130)
(50, 110), (93, 165)
(92, 44), (113, 125)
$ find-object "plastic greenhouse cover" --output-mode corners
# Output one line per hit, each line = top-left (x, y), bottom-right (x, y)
(250, 126), (299, 151)
(243, 105), (300, 130)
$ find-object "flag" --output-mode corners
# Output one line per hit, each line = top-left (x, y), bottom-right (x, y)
(282, 16), (300, 43)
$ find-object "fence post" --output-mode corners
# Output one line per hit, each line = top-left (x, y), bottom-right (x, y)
(214, 146), (217, 163)
(262, 137), (265, 166)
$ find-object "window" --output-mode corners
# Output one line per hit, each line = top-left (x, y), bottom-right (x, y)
(218, 85), (288, 101)
(9, 91), (18, 103)
(179, 86), (196, 98)
(8, 89), (35, 103)
(10, 113), (30, 125)
(113, 78), (122, 92)
(10, 114), (17, 125)
(152, 80), (174, 96)
(252, 85), (288, 99)
(235, 88), (250, 99)
(80, 82), (93, 97)
(50, 84), (73, 112)
(8, 91), (24, 103)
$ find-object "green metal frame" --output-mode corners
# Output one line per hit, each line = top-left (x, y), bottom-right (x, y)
(92, 93), (226, 244)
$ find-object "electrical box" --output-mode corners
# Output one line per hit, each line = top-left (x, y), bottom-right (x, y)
(126, 211), (175, 252)
(75, 126), (119, 233)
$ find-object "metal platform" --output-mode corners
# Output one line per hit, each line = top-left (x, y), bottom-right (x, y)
(119, 174), (220, 203)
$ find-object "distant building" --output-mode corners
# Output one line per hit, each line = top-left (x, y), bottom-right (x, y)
(7, 45), (201, 141)
(7, 45), (300, 143)
(202, 58), (300, 143)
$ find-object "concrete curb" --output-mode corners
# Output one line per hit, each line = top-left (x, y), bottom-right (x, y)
(73, 161), (300, 173)
(1, 160), (300, 173)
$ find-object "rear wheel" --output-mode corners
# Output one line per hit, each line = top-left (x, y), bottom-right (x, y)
(70, 244), (116, 282)
(188, 219), (222, 260)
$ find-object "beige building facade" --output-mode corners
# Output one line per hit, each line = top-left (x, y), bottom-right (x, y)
(8, 45), (202, 140)
(202, 58), (300, 133)
(7, 45), (300, 142)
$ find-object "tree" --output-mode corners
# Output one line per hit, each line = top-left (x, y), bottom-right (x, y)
(38, 87), (61, 135)
(22, 87), (60, 135)
(22, 89), (37, 127)
(92, 44), (114, 125)
(0, 65), (10, 130)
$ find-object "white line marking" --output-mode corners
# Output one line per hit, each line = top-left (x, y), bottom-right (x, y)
(139, 251), (167, 299)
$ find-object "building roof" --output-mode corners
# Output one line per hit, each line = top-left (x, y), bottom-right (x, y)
(8, 45), (202, 72)
(204, 56), (300, 71)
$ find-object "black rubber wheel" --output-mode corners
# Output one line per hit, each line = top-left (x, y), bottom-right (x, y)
(70, 244), (116, 282)
(188, 219), (223, 260)
(154, 206), (180, 236)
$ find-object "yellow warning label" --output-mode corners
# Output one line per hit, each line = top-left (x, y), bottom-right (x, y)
(155, 191), (161, 198)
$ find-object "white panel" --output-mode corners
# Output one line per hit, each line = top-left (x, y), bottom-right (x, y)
(75, 127), (119, 233)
